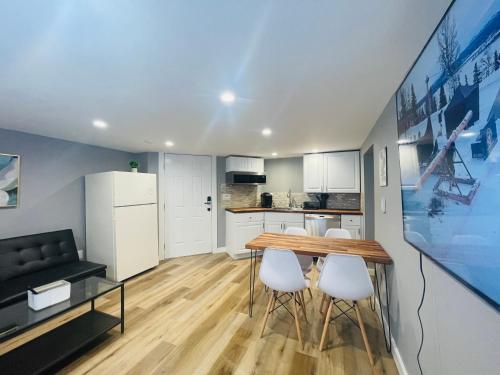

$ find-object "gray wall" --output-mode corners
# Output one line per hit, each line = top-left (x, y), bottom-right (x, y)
(361, 96), (500, 375)
(216, 156), (226, 248)
(263, 157), (303, 192)
(362, 147), (375, 240)
(0, 128), (134, 250)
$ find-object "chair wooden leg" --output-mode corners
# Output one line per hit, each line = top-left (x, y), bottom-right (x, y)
(320, 293), (327, 315)
(319, 298), (333, 351)
(270, 291), (277, 314)
(354, 302), (374, 366)
(260, 290), (275, 338)
(292, 292), (304, 349)
(299, 290), (308, 323)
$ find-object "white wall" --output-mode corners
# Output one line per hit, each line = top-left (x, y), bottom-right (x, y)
(361, 96), (500, 375)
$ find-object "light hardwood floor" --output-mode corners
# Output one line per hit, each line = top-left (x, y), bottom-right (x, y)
(0, 253), (398, 375)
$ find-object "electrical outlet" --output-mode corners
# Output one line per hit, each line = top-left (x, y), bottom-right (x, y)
(222, 194), (231, 201)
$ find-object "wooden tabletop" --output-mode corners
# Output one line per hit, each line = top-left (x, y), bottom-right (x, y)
(245, 233), (392, 264)
(226, 207), (363, 215)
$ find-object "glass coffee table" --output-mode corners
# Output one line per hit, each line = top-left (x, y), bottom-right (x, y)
(0, 276), (124, 375)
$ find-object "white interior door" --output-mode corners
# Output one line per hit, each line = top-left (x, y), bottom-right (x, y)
(164, 154), (213, 258)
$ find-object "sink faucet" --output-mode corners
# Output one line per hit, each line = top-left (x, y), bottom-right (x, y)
(288, 188), (295, 208)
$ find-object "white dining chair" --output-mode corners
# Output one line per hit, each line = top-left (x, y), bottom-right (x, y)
(318, 228), (352, 271)
(317, 253), (375, 365)
(284, 227), (314, 274)
(318, 228), (352, 312)
(259, 248), (309, 349)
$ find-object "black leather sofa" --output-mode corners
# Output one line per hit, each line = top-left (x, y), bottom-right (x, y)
(0, 229), (106, 308)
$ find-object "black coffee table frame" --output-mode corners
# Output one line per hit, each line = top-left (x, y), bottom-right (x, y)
(0, 277), (124, 375)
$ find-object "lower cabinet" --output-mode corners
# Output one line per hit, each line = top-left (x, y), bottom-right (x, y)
(226, 211), (363, 259)
(264, 221), (283, 233)
(226, 212), (305, 258)
(343, 225), (362, 240)
(264, 212), (305, 234)
(226, 212), (264, 259)
(341, 215), (362, 240)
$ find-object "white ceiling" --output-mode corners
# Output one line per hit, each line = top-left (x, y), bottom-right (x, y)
(0, 0), (451, 156)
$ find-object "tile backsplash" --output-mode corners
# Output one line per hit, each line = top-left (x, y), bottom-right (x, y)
(220, 184), (360, 211)
(270, 192), (360, 210)
(219, 184), (259, 210)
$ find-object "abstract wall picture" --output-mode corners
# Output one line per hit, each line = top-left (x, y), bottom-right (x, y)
(379, 147), (388, 187)
(0, 154), (20, 208)
(396, 0), (500, 309)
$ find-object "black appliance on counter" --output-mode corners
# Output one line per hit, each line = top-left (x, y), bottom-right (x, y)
(303, 201), (320, 210)
(261, 192), (273, 208)
(316, 193), (329, 209)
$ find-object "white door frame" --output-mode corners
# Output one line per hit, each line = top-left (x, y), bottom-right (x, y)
(158, 153), (218, 259)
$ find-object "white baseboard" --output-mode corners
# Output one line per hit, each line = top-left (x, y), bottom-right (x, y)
(374, 296), (408, 375)
(214, 246), (227, 254)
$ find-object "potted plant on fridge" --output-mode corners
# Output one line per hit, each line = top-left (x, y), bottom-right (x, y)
(129, 160), (139, 173)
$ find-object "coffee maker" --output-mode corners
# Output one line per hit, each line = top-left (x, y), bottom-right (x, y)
(316, 193), (329, 209)
(261, 192), (273, 208)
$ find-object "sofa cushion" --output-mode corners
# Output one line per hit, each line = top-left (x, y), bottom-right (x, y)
(0, 260), (107, 307)
(0, 229), (79, 282)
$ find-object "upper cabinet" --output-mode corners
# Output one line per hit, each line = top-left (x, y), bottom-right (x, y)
(303, 154), (324, 192)
(323, 151), (360, 193)
(226, 156), (264, 174)
(303, 151), (360, 193)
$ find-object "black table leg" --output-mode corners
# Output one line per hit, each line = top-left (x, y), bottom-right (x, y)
(120, 284), (125, 334)
(249, 248), (256, 317)
(375, 264), (392, 353)
(369, 262), (376, 311)
(91, 299), (95, 310)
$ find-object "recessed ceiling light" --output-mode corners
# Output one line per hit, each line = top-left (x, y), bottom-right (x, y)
(272, 152), (278, 156)
(92, 119), (108, 129)
(220, 90), (235, 104)
(165, 141), (174, 147)
(262, 128), (272, 136)
(312, 149), (319, 153)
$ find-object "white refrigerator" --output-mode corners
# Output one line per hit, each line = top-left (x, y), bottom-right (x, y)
(85, 171), (159, 281)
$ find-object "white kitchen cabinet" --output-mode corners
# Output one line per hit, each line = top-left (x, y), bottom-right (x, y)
(303, 151), (360, 193)
(341, 214), (363, 239)
(226, 212), (305, 258)
(226, 212), (264, 258)
(324, 151), (360, 193)
(264, 221), (284, 233)
(303, 154), (324, 192)
(264, 212), (304, 233)
(226, 156), (264, 173)
(343, 226), (362, 240)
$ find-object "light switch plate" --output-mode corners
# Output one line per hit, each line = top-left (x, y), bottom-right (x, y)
(381, 197), (386, 213)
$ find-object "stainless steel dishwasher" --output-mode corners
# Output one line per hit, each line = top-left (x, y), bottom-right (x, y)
(305, 214), (341, 236)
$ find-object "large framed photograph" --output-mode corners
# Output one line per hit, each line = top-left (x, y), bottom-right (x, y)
(0, 154), (20, 208)
(396, 0), (500, 309)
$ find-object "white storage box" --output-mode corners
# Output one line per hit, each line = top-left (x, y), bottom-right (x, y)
(28, 280), (71, 311)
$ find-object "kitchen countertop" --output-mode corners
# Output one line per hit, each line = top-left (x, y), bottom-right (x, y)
(225, 207), (363, 215)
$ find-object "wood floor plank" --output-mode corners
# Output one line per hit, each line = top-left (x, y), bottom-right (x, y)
(0, 253), (399, 375)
